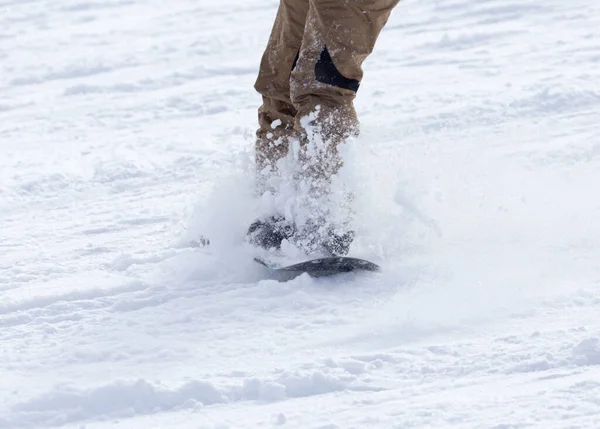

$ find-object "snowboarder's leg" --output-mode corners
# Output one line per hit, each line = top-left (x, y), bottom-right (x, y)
(281, 0), (400, 256)
(254, 0), (310, 179)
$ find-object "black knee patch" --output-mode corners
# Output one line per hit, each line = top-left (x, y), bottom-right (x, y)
(315, 45), (360, 93)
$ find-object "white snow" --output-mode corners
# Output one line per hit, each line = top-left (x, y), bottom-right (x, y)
(2, 0), (600, 428)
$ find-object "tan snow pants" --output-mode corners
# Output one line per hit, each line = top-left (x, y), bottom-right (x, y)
(254, 0), (400, 174)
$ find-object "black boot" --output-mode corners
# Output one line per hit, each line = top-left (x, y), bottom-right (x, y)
(323, 228), (355, 257)
(293, 219), (355, 257)
(247, 215), (296, 250)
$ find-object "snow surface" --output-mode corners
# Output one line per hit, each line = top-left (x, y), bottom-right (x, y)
(2, 0), (600, 427)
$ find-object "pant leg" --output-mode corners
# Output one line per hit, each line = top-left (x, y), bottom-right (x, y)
(254, 0), (310, 174)
(291, 0), (400, 143)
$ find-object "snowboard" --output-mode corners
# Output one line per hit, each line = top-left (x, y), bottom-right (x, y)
(254, 256), (381, 280)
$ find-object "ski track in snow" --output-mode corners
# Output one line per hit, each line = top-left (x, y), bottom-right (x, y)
(2, 0), (600, 428)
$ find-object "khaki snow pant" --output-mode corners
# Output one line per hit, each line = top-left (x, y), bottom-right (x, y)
(254, 0), (400, 176)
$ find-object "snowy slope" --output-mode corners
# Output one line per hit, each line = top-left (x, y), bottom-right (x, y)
(2, 0), (600, 428)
